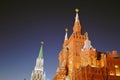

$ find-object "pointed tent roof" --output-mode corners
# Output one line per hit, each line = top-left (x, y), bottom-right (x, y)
(75, 8), (79, 22)
(64, 28), (68, 41)
(73, 8), (82, 33)
(38, 41), (44, 58)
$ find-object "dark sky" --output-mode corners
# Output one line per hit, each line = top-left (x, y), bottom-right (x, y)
(0, 0), (120, 80)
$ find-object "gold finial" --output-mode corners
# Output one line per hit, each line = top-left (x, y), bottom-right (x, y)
(65, 28), (68, 32)
(41, 41), (44, 45)
(75, 8), (79, 13)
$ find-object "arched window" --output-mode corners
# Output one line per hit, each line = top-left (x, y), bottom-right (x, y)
(115, 65), (120, 76)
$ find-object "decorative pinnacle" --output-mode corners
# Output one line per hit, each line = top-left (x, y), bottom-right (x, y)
(75, 8), (79, 13)
(65, 28), (68, 40)
(41, 41), (44, 45)
(65, 28), (68, 32)
(85, 32), (88, 39)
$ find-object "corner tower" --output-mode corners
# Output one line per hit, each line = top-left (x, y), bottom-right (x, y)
(54, 9), (88, 80)
(31, 41), (46, 80)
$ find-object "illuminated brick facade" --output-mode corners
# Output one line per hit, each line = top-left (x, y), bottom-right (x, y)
(54, 9), (120, 80)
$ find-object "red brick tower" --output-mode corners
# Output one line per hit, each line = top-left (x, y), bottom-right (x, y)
(54, 9), (120, 80)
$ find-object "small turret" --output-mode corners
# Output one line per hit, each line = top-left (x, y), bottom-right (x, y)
(65, 28), (68, 41)
(63, 28), (69, 48)
(83, 32), (92, 50)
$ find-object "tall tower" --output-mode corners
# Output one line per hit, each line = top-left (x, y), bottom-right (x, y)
(31, 41), (46, 80)
(54, 9), (114, 80)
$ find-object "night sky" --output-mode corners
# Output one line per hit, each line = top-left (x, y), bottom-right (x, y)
(0, 1), (120, 80)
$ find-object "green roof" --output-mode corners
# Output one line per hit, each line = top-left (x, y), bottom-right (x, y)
(38, 45), (43, 58)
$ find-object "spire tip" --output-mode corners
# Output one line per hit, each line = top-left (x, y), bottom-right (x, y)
(41, 41), (44, 45)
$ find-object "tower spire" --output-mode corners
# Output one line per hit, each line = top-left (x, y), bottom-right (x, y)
(65, 28), (68, 40)
(31, 41), (46, 80)
(75, 8), (79, 22)
(73, 8), (82, 33)
(38, 41), (44, 58)
(83, 32), (92, 50)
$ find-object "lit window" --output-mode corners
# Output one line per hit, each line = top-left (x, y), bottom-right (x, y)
(115, 65), (120, 76)
(115, 65), (118, 68)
